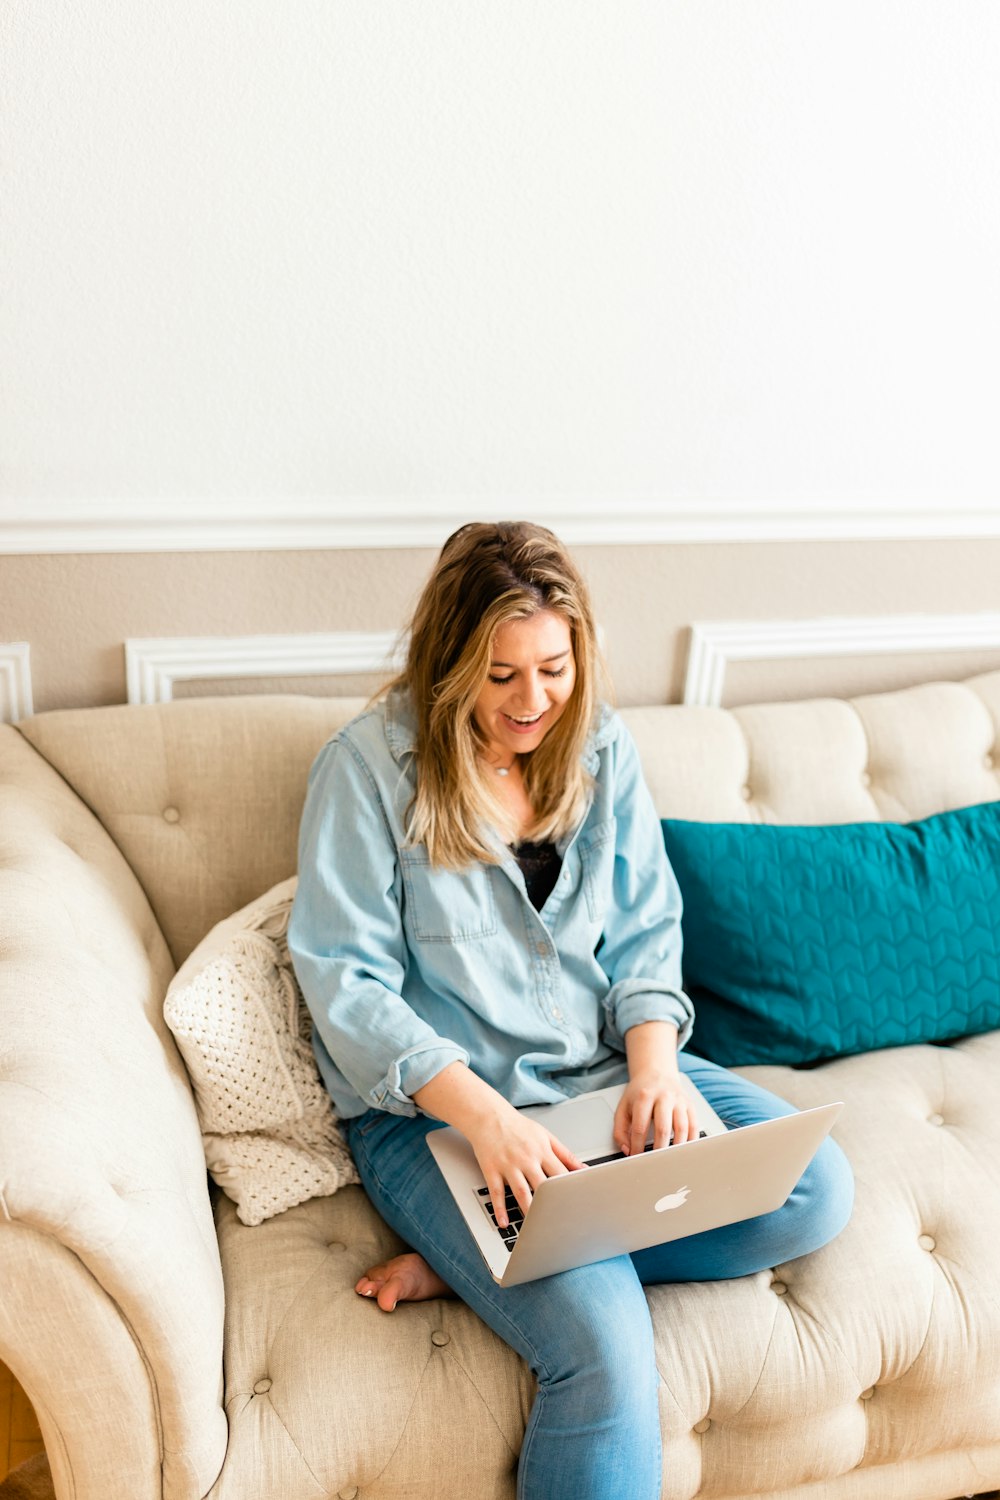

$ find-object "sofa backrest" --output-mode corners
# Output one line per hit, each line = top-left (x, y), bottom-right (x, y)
(16, 672), (1000, 968)
(623, 671), (1000, 825)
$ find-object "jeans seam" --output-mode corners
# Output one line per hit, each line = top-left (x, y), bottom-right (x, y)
(516, 1383), (549, 1500)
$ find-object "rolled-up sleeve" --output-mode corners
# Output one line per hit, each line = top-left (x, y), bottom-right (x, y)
(596, 725), (696, 1053)
(288, 736), (469, 1117)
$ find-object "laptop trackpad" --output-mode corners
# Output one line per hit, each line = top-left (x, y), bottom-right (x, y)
(519, 1094), (618, 1159)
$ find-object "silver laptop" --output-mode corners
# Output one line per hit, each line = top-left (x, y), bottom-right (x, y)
(427, 1078), (843, 1287)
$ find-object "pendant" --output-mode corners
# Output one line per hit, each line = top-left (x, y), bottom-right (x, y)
(496, 766), (510, 776)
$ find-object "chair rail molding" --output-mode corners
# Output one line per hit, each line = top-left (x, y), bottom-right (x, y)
(125, 631), (406, 705)
(0, 643), (33, 725)
(683, 612), (1000, 707)
(6, 498), (1000, 553)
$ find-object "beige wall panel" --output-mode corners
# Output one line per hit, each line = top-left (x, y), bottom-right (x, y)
(174, 672), (391, 701)
(3, 535), (1000, 715)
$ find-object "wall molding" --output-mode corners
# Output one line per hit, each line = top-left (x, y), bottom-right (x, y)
(6, 499), (1000, 554)
(125, 631), (406, 705)
(125, 625), (610, 704)
(0, 643), (33, 724)
(683, 612), (1000, 706)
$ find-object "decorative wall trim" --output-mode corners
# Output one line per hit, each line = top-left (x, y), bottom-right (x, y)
(125, 631), (405, 705)
(683, 613), (1000, 707)
(6, 500), (1000, 554)
(0, 643), (33, 724)
(125, 624), (607, 704)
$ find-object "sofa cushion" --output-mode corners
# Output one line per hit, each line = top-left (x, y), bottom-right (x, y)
(208, 1032), (1000, 1500)
(164, 876), (358, 1225)
(662, 800), (1000, 1067)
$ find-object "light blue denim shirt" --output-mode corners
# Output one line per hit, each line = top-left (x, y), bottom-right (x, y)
(288, 685), (695, 1120)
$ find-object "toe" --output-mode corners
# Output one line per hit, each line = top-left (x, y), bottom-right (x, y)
(376, 1273), (405, 1312)
(355, 1259), (394, 1295)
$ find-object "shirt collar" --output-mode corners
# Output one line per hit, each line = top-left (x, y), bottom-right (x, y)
(384, 683), (616, 775)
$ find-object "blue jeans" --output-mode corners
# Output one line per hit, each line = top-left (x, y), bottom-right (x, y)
(345, 1053), (854, 1500)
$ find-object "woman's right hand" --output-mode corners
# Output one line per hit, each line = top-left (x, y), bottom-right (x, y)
(465, 1102), (589, 1227)
(412, 1061), (589, 1226)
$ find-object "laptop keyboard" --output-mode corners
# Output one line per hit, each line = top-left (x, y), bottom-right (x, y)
(476, 1132), (708, 1251)
(475, 1184), (525, 1250)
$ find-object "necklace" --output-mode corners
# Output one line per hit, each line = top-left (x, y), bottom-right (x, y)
(480, 746), (517, 776)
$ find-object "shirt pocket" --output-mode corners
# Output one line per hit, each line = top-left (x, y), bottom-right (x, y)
(399, 848), (499, 943)
(579, 816), (617, 924)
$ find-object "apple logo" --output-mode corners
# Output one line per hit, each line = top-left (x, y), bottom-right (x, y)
(654, 1185), (691, 1213)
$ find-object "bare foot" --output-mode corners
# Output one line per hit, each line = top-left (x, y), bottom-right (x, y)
(355, 1251), (454, 1313)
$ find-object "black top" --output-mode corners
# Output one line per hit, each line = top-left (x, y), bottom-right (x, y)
(509, 839), (562, 912)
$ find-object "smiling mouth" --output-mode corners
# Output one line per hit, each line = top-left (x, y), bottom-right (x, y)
(503, 711), (545, 727)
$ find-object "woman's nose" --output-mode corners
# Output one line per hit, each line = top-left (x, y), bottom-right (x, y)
(515, 686), (548, 711)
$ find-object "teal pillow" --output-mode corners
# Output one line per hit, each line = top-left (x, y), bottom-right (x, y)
(661, 800), (1000, 1067)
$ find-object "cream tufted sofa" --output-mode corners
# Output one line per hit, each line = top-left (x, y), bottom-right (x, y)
(2, 671), (1000, 1500)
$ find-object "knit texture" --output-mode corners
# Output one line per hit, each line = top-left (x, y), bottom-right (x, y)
(163, 876), (359, 1225)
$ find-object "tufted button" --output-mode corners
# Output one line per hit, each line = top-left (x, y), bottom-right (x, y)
(253, 1377), (272, 1394)
(431, 1330), (450, 1347)
(770, 1280), (788, 1296)
(860, 1387), (875, 1401)
(985, 753), (995, 770)
(339, 1489), (359, 1500)
(927, 1113), (944, 1127)
(328, 1240), (345, 1252)
(918, 1233), (936, 1252)
(162, 806), (180, 823)
(740, 784), (753, 801)
(860, 770), (872, 788)
(693, 1417), (711, 1434)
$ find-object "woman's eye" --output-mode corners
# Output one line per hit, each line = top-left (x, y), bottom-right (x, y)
(488, 667), (568, 686)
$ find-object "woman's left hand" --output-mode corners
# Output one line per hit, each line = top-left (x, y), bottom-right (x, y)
(613, 1069), (700, 1156)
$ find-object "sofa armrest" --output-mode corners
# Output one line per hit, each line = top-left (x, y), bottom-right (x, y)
(0, 727), (228, 1500)
(0, 1219), (162, 1499)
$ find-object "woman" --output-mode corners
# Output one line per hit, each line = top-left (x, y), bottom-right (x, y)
(288, 520), (853, 1500)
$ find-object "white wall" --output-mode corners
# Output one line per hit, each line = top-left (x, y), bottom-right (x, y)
(2, 2), (999, 549)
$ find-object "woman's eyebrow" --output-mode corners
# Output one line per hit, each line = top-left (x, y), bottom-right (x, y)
(490, 649), (571, 668)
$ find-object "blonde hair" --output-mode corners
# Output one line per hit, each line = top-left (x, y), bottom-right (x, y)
(367, 520), (615, 870)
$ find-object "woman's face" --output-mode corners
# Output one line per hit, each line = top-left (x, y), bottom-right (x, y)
(472, 609), (577, 767)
